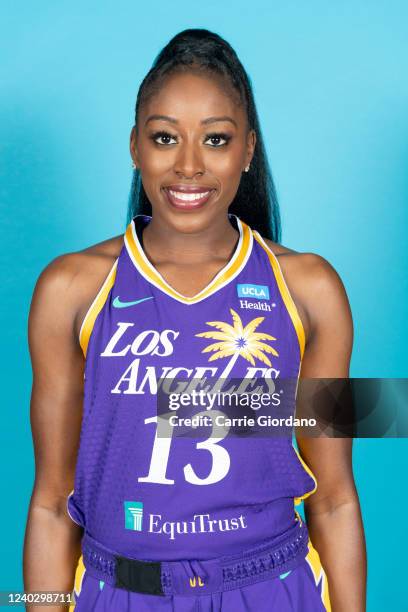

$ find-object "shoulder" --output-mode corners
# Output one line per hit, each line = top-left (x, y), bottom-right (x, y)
(261, 237), (347, 297)
(261, 238), (352, 343)
(33, 233), (124, 301)
(30, 233), (124, 346)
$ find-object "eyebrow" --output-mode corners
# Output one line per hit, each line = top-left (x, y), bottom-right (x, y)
(145, 114), (237, 128)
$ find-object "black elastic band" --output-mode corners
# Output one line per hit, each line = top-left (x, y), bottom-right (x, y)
(115, 555), (164, 595)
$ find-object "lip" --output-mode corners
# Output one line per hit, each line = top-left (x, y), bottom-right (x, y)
(162, 185), (216, 210)
(163, 184), (216, 193)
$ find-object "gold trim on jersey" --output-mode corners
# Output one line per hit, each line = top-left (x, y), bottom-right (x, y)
(69, 554), (86, 611)
(252, 231), (306, 360)
(293, 443), (318, 504)
(292, 359), (318, 505)
(66, 488), (82, 527)
(79, 258), (119, 357)
(305, 539), (332, 610)
(252, 232), (318, 504)
(124, 215), (253, 305)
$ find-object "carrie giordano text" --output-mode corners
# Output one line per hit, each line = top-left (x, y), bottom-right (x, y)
(168, 413), (317, 429)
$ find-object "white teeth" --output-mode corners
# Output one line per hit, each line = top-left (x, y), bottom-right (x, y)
(168, 190), (211, 201)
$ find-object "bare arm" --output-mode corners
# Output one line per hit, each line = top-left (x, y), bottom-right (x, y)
(24, 255), (85, 611)
(295, 255), (366, 611)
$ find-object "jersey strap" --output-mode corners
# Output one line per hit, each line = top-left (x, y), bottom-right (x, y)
(252, 231), (306, 360)
(79, 257), (119, 357)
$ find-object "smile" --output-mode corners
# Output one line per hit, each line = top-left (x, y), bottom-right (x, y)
(163, 188), (215, 209)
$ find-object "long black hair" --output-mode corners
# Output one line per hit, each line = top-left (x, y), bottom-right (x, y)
(127, 28), (281, 242)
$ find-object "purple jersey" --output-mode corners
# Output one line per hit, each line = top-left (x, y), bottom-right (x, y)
(67, 214), (317, 561)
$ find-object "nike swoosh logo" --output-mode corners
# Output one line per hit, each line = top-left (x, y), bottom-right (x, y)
(112, 296), (154, 308)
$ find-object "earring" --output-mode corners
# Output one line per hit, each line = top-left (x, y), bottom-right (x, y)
(244, 164), (250, 173)
(132, 161), (137, 169)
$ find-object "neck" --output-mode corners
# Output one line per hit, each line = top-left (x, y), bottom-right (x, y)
(141, 213), (240, 264)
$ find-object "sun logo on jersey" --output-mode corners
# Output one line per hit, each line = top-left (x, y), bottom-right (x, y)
(195, 308), (279, 380)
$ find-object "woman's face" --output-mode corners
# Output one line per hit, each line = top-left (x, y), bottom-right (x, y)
(130, 71), (256, 234)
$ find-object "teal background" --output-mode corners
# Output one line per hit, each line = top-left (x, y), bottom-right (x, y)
(1, 2), (407, 609)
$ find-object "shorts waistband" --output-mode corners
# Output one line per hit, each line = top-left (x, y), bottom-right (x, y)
(81, 520), (309, 596)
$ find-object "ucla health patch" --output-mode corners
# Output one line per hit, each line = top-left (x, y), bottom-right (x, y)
(237, 284), (270, 300)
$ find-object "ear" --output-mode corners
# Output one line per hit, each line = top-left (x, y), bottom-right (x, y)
(245, 129), (256, 168)
(129, 125), (141, 169)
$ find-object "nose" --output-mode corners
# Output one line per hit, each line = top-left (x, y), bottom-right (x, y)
(173, 140), (205, 178)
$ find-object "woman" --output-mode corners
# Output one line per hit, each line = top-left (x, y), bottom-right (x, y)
(24, 28), (366, 611)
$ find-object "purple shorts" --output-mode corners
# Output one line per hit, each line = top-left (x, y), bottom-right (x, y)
(69, 526), (331, 611)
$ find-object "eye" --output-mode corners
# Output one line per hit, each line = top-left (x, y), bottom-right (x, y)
(150, 130), (178, 145)
(149, 130), (231, 147)
(204, 132), (231, 147)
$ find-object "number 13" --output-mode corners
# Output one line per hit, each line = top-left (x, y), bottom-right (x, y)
(138, 411), (231, 486)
